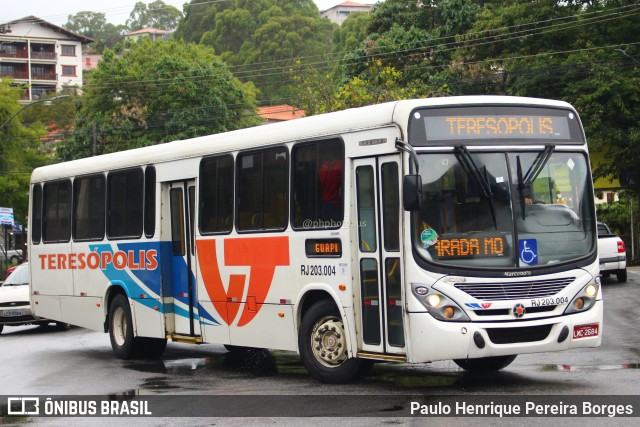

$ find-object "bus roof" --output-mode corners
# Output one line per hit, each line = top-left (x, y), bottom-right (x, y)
(31, 96), (574, 183)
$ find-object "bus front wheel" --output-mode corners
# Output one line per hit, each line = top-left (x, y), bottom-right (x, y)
(298, 299), (365, 384)
(109, 294), (137, 359)
(454, 355), (517, 373)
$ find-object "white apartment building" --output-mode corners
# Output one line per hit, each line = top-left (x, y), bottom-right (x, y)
(320, 1), (374, 26)
(0, 16), (93, 102)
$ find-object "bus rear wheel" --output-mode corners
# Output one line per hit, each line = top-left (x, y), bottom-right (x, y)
(298, 299), (365, 384)
(454, 355), (516, 373)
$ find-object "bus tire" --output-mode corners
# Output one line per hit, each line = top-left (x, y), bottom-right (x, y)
(454, 355), (517, 373)
(298, 299), (364, 384)
(109, 294), (139, 359)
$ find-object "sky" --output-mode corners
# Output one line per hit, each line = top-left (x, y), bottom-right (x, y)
(0, 0), (375, 27)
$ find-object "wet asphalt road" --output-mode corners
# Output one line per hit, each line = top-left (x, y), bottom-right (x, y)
(1, 267), (639, 426)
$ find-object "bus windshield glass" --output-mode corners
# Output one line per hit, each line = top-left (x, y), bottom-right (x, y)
(413, 151), (595, 269)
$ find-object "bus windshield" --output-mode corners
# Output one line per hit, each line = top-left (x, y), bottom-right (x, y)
(414, 150), (595, 269)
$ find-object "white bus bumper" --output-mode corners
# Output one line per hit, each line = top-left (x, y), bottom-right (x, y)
(407, 300), (603, 363)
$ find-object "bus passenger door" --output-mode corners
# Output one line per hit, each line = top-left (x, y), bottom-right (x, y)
(353, 155), (406, 357)
(161, 180), (201, 338)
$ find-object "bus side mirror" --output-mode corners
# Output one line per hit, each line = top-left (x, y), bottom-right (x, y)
(403, 174), (422, 211)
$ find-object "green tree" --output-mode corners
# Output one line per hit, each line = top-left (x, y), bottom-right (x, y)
(0, 79), (48, 224)
(64, 11), (126, 52)
(293, 60), (449, 115)
(56, 40), (261, 161)
(332, 11), (370, 55)
(341, 0), (486, 90)
(176, 0), (332, 103)
(126, 0), (184, 31)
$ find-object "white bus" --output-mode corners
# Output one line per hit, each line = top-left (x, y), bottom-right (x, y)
(29, 96), (602, 383)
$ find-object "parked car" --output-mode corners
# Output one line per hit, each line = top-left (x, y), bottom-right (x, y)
(0, 263), (70, 334)
(5, 261), (25, 277)
(597, 221), (627, 283)
(0, 243), (23, 265)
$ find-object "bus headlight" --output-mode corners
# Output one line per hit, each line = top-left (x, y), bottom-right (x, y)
(411, 284), (469, 321)
(564, 282), (599, 314)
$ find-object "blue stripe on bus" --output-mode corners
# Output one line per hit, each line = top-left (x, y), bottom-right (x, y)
(89, 242), (221, 326)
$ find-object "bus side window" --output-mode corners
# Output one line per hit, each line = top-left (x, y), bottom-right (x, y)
(31, 184), (43, 244)
(144, 166), (156, 238)
(42, 180), (72, 243)
(107, 168), (144, 239)
(236, 147), (288, 231)
(199, 155), (233, 234)
(73, 174), (106, 241)
(292, 139), (344, 229)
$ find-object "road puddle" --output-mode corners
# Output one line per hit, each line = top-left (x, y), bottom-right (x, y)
(543, 363), (640, 371)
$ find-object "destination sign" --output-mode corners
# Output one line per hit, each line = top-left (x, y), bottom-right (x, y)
(429, 234), (509, 259)
(408, 106), (584, 145)
(425, 115), (571, 141)
(305, 238), (342, 257)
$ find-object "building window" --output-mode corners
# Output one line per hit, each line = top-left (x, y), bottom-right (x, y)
(0, 44), (17, 55)
(61, 45), (76, 56)
(32, 86), (55, 99)
(606, 192), (615, 203)
(62, 65), (76, 76)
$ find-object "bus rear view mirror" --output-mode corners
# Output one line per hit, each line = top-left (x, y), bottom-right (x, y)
(403, 174), (422, 211)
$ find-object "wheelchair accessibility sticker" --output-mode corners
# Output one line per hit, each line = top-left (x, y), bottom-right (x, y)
(519, 239), (538, 266)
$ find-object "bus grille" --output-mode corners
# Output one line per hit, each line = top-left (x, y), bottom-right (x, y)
(486, 325), (553, 344)
(454, 277), (575, 301)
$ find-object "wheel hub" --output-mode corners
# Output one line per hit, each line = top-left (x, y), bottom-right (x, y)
(311, 316), (348, 367)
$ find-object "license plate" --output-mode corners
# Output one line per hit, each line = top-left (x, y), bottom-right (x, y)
(573, 323), (599, 339)
(1, 309), (24, 317)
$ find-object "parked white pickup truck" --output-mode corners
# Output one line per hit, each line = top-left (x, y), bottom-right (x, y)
(597, 221), (627, 282)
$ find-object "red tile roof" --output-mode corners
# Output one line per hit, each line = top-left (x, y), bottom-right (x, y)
(340, 1), (371, 7)
(258, 105), (305, 121)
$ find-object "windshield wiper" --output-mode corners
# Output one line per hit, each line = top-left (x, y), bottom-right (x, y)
(517, 145), (555, 220)
(454, 145), (497, 230)
(522, 145), (555, 189)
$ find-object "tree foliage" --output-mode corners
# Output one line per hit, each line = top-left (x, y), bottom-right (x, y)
(292, 59), (449, 115)
(56, 40), (261, 161)
(126, 0), (183, 31)
(64, 11), (126, 52)
(175, 0), (333, 102)
(0, 80), (47, 223)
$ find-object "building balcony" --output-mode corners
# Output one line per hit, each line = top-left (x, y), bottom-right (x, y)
(31, 73), (57, 81)
(0, 70), (29, 79)
(31, 51), (57, 61)
(0, 50), (29, 59)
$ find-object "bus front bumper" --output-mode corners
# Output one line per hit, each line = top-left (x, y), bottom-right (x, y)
(406, 300), (603, 364)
